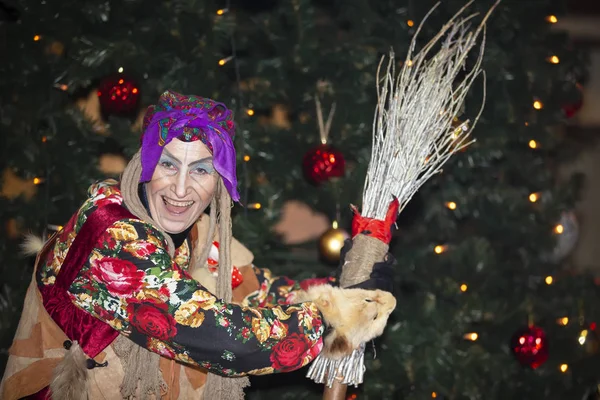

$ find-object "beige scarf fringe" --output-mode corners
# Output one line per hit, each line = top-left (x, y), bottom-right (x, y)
(113, 335), (168, 399)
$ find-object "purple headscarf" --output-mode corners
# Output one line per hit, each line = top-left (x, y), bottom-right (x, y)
(139, 90), (240, 202)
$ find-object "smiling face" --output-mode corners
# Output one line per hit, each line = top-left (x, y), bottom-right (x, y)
(146, 139), (218, 234)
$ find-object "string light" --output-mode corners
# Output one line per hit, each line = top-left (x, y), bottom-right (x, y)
(33, 177), (43, 185)
(546, 15), (558, 23)
(33, 35), (41, 41)
(533, 100), (543, 110)
(407, 20), (415, 27)
(243, 155), (250, 162)
(450, 123), (468, 141)
(554, 224), (564, 234)
(434, 245), (447, 254)
(118, 67), (124, 73)
(460, 284), (468, 292)
(578, 329), (588, 345)
(529, 193), (539, 203)
(48, 224), (64, 231)
(557, 317), (569, 326)
(432, 392), (438, 398)
(332, 220), (339, 229)
(218, 56), (233, 66)
(545, 276), (554, 285)
(524, 121), (529, 126)
(248, 203), (261, 210)
(559, 364), (568, 373)
(446, 201), (457, 210)
(41, 136), (48, 143)
(463, 332), (478, 341)
(547, 55), (560, 64)
(216, 8), (228, 15)
(528, 140), (538, 149)
(406, 60), (413, 67)
(246, 109), (255, 116)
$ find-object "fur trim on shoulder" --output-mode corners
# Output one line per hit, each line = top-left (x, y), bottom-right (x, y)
(20, 233), (45, 256)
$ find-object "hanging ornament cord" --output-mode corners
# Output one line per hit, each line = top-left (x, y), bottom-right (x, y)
(307, 1), (500, 398)
(315, 95), (336, 145)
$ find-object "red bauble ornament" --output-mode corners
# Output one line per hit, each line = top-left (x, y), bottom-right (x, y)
(97, 74), (141, 118)
(562, 98), (583, 119)
(510, 325), (549, 369)
(302, 144), (345, 185)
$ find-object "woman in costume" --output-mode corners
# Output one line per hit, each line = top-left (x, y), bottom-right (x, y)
(1, 90), (394, 400)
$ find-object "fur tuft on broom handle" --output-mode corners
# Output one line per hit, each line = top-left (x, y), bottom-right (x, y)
(307, 208), (392, 395)
(321, 235), (388, 399)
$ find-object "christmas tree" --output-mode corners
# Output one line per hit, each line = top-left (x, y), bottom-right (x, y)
(1, 0), (597, 398)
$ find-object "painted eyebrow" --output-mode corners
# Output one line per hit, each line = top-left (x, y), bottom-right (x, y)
(189, 158), (214, 169)
(162, 149), (213, 167)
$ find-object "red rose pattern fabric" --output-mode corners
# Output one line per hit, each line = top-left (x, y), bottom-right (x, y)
(90, 258), (145, 298)
(245, 267), (334, 308)
(270, 333), (312, 372)
(37, 179), (326, 376)
(129, 302), (178, 341)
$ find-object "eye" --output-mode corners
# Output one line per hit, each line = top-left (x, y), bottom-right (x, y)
(191, 167), (209, 175)
(364, 298), (373, 303)
(159, 161), (176, 170)
(373, 313), (378, 321)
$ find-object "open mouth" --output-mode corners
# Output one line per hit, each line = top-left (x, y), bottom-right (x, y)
(162, 196), (195, 215)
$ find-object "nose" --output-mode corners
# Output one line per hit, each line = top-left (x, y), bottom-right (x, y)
(173, 171), (189, 198)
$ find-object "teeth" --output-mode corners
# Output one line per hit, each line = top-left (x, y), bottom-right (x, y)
(163, 197), (194, 207)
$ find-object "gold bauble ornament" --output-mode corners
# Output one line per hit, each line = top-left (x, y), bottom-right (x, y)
(318, 227), (350, 264)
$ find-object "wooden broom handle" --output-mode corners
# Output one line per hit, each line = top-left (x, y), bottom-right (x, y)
(323, 380), (347, 400)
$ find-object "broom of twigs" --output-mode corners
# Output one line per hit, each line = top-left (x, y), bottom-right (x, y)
(306, 1), (501, 399)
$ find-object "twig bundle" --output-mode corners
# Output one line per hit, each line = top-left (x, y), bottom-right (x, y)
(363, 0), (499, 219)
